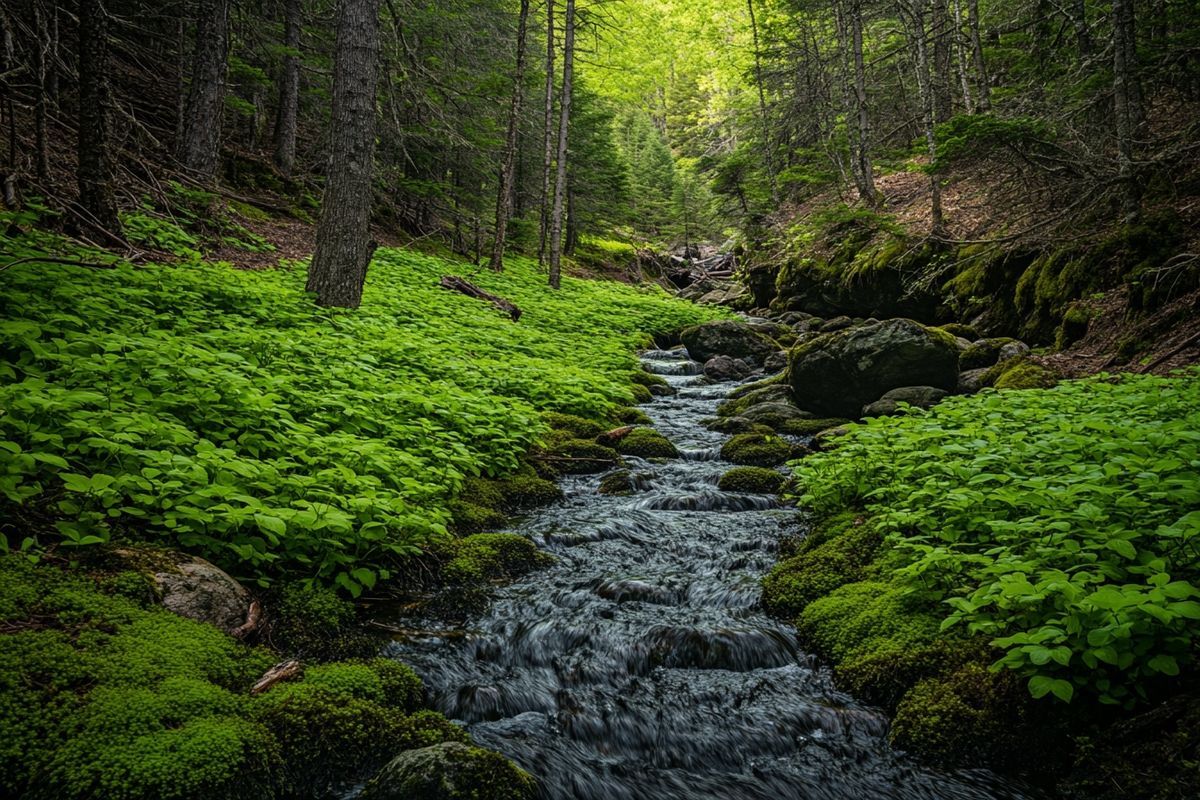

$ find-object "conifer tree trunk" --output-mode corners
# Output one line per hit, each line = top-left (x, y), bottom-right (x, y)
(548, 0), (574, 290)
(306, 0), (382, 308)
(490, 0), (530, 272)
(900, 0), (945, 236)
(967, 0), (989, 110)
(77, 0), (123, 238)
(849, 0), (876, 206)
(931, 0), (954, 122)
(177, 0), (230, 179)
(538, 0), (555, 266)
(951, 0), (974, 112)
(746, 0), (777, 204)
(1112, 0), (1140, 221)
(273, 0), (302, 177)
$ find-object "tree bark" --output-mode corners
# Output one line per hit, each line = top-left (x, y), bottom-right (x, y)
(306, 0), (382, 308)
(1112, 0), (1140, 221)
(900, 0), (944, 236)
(931, 0), (954, 123)
(33, 2), (51, 186)
(966, 0), (989, 110)
(176, 0), (230, 180)
(77, 0), (123, 238)
(849, 0), (876, 206)
(951, 0), (974, 112)
(548, 0), (574, 290)
(1070, 0), (1092, 57)
(273, 0), (302, 177)
(490, 0), (531, 272)
(746, 0), (777, 203)
(538, 0), (555, 266)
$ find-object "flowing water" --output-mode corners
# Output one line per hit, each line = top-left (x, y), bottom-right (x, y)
(382, 349), (1038, 800)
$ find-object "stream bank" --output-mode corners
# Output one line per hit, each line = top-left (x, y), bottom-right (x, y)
(379, 347), (1038, 800)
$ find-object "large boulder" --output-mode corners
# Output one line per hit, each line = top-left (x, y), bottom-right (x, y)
(787, 319), (960, 418)
(680, 321), (780, 365)
(112, 549), (256, 636)
(360, 742), (536, 800)
(704, 355), (753, 381)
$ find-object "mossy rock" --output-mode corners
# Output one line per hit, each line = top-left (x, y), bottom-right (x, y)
(630, 370), (673, 395)
(598, 470), (635, 495)
(938, 322), (980, 341)
(545, 439), (621, 474)
(701, 416), (773, 435)
(493, 472), (562, 510)
(542, 412), (605, 440)
(958, 337), (1019, 371)
(437, 534), (553, 586)
(449, 499), (507, 534)
(720, 433), (791, 467)
(717, 467), (786, 494)
(796, 580), (942, 665)
(613, 407), (653, 426)
(990, 358), (1060, 390)
(359, 742), (536, 800)
(761, 516), (881, 620)
(717, 383), (794, 417)
(630, 383), (654, 404)
(614, 428), (679, 459)
(776, 417), (851, 437)
(1056, 304), (1093, 349)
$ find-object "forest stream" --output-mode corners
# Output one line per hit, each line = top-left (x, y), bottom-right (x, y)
(378, 347), (1040, 800)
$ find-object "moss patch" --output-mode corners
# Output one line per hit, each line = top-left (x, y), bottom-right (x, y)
(720, 433), (791, 467)
(614, 428), (679, 459)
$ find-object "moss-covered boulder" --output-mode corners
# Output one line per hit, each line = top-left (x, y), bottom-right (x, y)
(992, 359), (1060, 390)
(614, 428), (679, 459)
(862, 386), (948, 417)
(938, 322), (980, 341)
(437, 534), (553, 586)
(703, 355), (753, 381)
(717, 383), (794, 417)
(777, 417), (852, 437)
(718, 467), (786, 494)
(720, 433), (791, 467)
(680, 320), (780, 365)
(958, 337), (1022, 371)
(545, 439), (621, 474)
(739, 401), (812, 432)
(542, 412), (605, 440)
(787, 319), (960, 418)
(701, 416), (773, 435)
(598, 470), (635, 495)
(761, 515), (880, 620)
(360, 742), (536, 800)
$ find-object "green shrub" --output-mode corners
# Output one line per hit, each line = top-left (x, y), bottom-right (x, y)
(717, 467), (785, 494)
(720, 433), (790, 467)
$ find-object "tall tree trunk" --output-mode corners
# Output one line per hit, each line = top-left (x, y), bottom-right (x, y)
(538, 0), (555, 266)
(548, 0), (574, 290)
(306, 0), (382, 308)
(1112, 0), (1140, 221)
(746, 0), (777, 203)
(490, 0), (531, 272)
(966, 0), (989, 110)
(1070, 0), (1092, 56)
(849, 0), (877, 206)
(273, 0), (302, 177)
(901, 0), (945, 236)
(33, 2), (51, 186)
(77, 0), (123, 238)
(176, 0), (230, 180)
(951, 0), (974, 112)
(931, 0), (954, 122)
(0, 6), (17, 208)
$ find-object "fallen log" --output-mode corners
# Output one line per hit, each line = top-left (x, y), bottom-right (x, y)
(596, 425), (635, 447)
(251, 659), (304, 695)
(439, 275), (522, 321)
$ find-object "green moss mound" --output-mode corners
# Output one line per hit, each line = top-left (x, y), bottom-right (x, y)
(719, 433), (791, 467)
(543, 439), (621, 474)
(542, 412), (605, 440)
(938, 323), (980, 341)
(268, 582), (379, 661)
(761, 515), (880, 619)
(614, 428), (679, 459)
(630, 383), (654, 403)
(717, 467), (786, 494)
(991, 359), (1060, 389)
(437, 534), (553, 585)
(598, 470), (635, 495)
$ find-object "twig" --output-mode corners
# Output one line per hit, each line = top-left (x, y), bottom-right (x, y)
(0, 255), (119, 272)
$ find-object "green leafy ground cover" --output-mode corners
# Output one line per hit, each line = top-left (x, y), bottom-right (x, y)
(766, 372), (1200, 766)
(0, 223), (721, 591)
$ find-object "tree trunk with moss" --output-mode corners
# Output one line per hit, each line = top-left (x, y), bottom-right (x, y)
(490, 0), (530, 272)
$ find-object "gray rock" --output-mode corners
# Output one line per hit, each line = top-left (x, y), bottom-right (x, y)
(812, 425), (852, 451)
(763, 351), (788, 373)
(152, 556), (254, 635)
(787, 318), (960, 418)
(819, 315), (854, 333)
(741, 401), (814, 429)
(959, 337), (1022, 371)
(957, 367), (992, 394)
(862, 386), (947, 418)
(704, 355), (753, 381)
(681, 320), (781, 365)
(360, 742), (536, 800)
(999, 340), (1031, 361)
